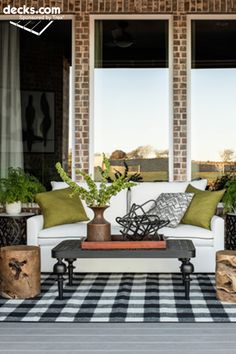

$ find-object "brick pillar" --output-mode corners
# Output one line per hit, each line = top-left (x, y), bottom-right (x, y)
(74, 5), (90, 178)
(173, 1), (187, 181)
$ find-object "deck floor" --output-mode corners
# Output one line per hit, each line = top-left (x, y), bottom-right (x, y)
(0, 322), (235, 353)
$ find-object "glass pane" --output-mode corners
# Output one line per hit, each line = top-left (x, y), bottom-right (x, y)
(94, 19), (169, 182)
(191, 69), (236, 184)
(94, 68), (169, 181)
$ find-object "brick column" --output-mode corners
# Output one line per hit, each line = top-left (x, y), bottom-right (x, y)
(74, 3), (90, 179)
(172, 1), (187, 181)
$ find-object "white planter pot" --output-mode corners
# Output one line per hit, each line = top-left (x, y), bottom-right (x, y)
(5, 201), (22, 215)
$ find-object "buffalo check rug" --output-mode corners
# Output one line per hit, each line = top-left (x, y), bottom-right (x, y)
(0, 273), (236, 322)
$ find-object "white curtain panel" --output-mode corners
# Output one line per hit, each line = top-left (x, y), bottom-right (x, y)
(0, 22), (23, 178)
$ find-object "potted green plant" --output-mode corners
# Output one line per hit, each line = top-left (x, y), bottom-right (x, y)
(222, 180), (236, 249)
(209, 173), (236, 215)
(0, 167), (45, 214)
(209, 173), (236, 192)
(223, 180), (236, 214)
(55, 155), (137, 242)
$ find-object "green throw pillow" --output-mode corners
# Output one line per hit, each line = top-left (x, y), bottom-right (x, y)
(35, 188), (89, 229)
(181, 185), (225, 230)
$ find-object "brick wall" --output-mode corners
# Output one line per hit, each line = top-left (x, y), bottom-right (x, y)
(1, 0), (236, 181)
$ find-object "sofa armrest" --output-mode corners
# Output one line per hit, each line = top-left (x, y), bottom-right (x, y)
(27, 215), (44, 246)
(211, 215), (225, 250)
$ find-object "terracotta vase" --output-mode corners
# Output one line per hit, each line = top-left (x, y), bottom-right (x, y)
(87, 206), (111, 242)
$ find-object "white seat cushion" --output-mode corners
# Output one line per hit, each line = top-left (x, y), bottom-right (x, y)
(159, 223), (213, 239)
(38, 223), (122, 246)
(39, 221), (88, 239)
(38, 219), (212, 247)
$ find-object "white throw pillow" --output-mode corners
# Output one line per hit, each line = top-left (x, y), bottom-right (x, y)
(147, 193), (194, 228)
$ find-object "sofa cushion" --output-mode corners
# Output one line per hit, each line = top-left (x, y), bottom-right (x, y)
(147, 193), (194, 227)
(38, 221), (87, 239)
(38, 223), (121, 245)
(130, 179), (207, 210)
(37, 221), (213, 247)
(159, 223), (213, 239)
(35, 188), (89, 229)
(181, 185), (225, 230)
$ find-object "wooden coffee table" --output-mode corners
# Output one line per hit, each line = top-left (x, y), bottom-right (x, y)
(51, 238), (195, 300)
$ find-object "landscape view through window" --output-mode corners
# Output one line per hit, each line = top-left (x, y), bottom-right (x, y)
(94, 68), (169, 181)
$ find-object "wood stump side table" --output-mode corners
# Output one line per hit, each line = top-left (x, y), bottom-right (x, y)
(0, 245), (40, 299)
(0, 212), (35, 246)
(216, 250), (236, 303)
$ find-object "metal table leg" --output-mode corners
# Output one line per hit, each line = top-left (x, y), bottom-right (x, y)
(179, 258), (194, 300)
(65, 258), (76, 286)
(53, 258), (67, 300)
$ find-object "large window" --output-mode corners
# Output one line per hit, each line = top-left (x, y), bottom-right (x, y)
(93, 19), (170, 181)
(0, 20), (72, 189)
(191, 20), (236, 185)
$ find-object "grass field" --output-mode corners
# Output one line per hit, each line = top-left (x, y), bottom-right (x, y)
(95, 167), (225, 185)
(191, 172), (225, 185)
(135, 171), (168, 181)
(94, 170), (168, 182)
(137, 171), (221, 184)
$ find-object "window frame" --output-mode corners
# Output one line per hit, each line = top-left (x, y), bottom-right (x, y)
(89, 14), (173, 181)
(187, 15), (236, 180)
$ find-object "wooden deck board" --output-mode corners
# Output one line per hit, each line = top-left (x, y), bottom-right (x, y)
(0, 323), (235, 353)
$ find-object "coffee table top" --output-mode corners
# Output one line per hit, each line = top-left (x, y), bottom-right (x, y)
(52, 238), (195, 259)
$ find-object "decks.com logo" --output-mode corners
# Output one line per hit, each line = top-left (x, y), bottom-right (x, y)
(3, 5), (61, 15)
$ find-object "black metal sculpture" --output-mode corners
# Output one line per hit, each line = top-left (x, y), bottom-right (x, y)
(116, 200), (169, 241)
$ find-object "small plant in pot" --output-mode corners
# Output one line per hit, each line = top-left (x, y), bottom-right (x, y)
(0, 167), (45, 214)
(55, 155), (137, 242)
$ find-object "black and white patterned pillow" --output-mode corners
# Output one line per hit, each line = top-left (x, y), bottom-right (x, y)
(147, 193), (194, 228)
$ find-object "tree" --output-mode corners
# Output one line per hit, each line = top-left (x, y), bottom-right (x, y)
(220, 149), (235, 162)
(219, 149), (235, 174)
(155, 149), (169, 158)
(127, 145), (156, 159)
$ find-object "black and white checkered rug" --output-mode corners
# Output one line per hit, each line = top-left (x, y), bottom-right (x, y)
(1, 273), (236, 322)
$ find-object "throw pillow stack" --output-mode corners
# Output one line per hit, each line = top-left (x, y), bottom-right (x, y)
(148, 184), (225, 230)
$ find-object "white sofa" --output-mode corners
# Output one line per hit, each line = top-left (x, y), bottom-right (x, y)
(27, 179), (224, 273)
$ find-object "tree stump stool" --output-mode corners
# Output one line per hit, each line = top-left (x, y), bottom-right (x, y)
(0, 245), (40, 299)
(216, 250), (236, 303)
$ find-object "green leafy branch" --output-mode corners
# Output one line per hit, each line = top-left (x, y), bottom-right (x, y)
(55, 155), (137, 207)
(98, 160), (142, 183)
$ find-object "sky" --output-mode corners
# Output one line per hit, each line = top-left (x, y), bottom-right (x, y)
(191, 69), (236, 161)
(94, 68), (236, 162)
(94, 68), (169, 155)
